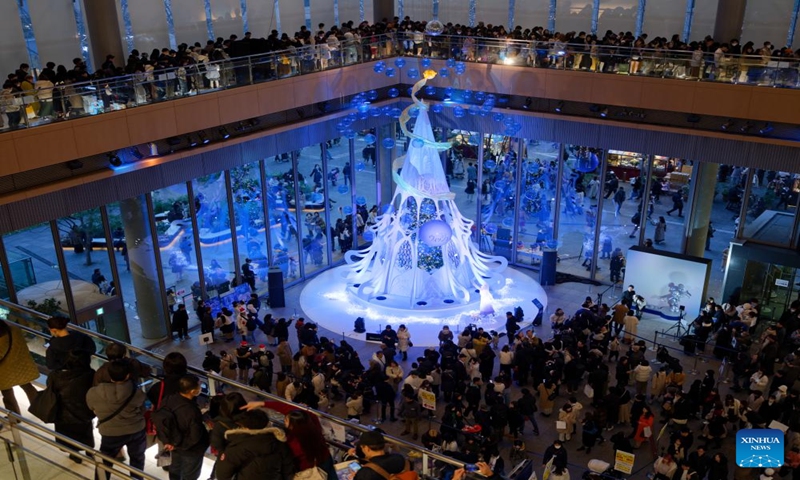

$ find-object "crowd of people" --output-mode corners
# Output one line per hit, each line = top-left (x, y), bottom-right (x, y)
(1, 13), (796, 130)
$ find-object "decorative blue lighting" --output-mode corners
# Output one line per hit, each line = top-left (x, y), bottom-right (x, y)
(240, 0), (249, 34)
(274, 0), (282, 34)
(591, 0), (599, 36)
(164, 0), (177, 50)
(469, 0), (476, 27)
(359, 0), (365, 22)
(333, 0), (339, 26)
(204, 0), (215, 41)
(508, 0), (515, 30)
(72, 0), (92, 72)
(304, 0), (311, 29)
(16, 0), (40, 69)
(120, 0), (135, 54)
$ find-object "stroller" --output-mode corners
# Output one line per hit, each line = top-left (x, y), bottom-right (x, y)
(582, 460), (626, 480)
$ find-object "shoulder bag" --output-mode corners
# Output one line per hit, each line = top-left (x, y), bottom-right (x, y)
(28, 376), (60, 423)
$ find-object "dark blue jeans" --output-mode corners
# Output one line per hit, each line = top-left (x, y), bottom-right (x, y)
(169, 450), (204, 480)
(98, 429), (146, 480)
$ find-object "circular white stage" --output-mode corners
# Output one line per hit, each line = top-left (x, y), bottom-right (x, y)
(300, 266), (548, 347)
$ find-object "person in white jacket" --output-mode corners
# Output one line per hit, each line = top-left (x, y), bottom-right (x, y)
(749, 369), (769, 394)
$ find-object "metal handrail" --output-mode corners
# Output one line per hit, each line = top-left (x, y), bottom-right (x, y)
(0, 298), (466, 470)
(0, 408), (159, 480)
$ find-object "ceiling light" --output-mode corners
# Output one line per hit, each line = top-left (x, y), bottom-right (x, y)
(523, 97), (532, 110)
(554, 101), (564, 113)
(599, 107), (608, 118)
(740, 122), (752, 133)
(219, 127), (230, 139)
(106, 152), (122, 167)
(759, 123), (774, 134)
(199, 131), (210, 144)
(188, 135), (198, 147)
(721, 119), (733, 131)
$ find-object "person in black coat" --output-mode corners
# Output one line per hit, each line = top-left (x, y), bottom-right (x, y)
(50, 351), (95, 463)
(375, 376), (397, 422)
(542, 440), (568, 472)
(273, 318), (292, 342)
(707, 453), (729, 480)
(215, 409), (294, 480)
(46, 315), (96, 371)
(171, 304), (191, 340)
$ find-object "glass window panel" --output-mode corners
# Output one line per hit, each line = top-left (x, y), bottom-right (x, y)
(265, 152), (301, 283)
(556, 1), (594, 35)
(55, 208), (115, 299)
(643, 0), (687, 40)
(152, 183), (201, 299)
(517, 139), (560, 267)
(597, 0), (638, 35)
(325, 136), (353, 261)
(172, 0), (207, 46)
(741, 0), (794, 48)
(232, 162), (270, 295)
(556, 145), (604, 278)
(354, 130), (378, 248)
(193, 172), (237, 295)
(689, 0), (718, 42)
(5, 222), (67, 315)
(210, 0), (244, 39)
(296, 144), (331, 275)
(480, 133), (518, 260)
(640, 157), (691, 253)
(741, 169), (798, 246)
(476, 3), (509, 29)
(440, 127), (481, 243)
(515, 1), (552, 31)
(439, 0), (471, 26)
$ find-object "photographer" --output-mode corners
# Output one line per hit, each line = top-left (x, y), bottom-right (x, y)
(452, 462), (502, 480)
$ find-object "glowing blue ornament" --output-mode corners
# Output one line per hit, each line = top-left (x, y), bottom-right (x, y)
(355, 162), (366, 172)
(337, 185), (349, 194)
(412, 138), (424, 148)
(482, 103), (493, 112)
(484, 223), (498, 234)
(373, 61), (385, 73)
(421, 58), (432, 68)
(432, 104), (443, 113)
(407, 68), (420, 79)
(513, 122), (522, 131)
(453, 106), (465, 118)
(502, 217), (514, 228)
(456, 61), (466, 70)
(382, 106), (392, 116)
(503, 116), (515, 127)
(467, 106), (478, 116)
(463, 90), (473, 100)
(336, 121), (347, 131)
(493, 113), (504, 122)
(504, 127), (516, 136)
(356, 195), (367, 205)
(424, 86), (436, 96)
(409, 107), (420, 118)
(388, 87), (399, 98)
(485, 160), (497, 169)
(419, 220), (453, 247)
(364, 133), (376, 144)
(367, 90), (378, 100)
(475, 91), (486, 102)
(363, 230), (374, 241)
(439, 68), (449, 78)
(345, 129), (357, 139)
(407, 87), (414, 96)
(385, 67), (396, 77)
(345, 113), (357, 123)
(575, 152), (600, 172)
(394, 58), (406, 68)
(343, 206), (353, 215)
(446, 58), (456, 68)
(382, 137), (396, 149)
(357, 103), (370, 113)
(390, 108), (402, 119)
(479, 110), (489, 117)
(369, 108), (382, 117)
(358, 111), (369, 120)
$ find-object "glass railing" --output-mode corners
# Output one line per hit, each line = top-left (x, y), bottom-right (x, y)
(0, 298), (463, 479)
(4, 32), (797, 135)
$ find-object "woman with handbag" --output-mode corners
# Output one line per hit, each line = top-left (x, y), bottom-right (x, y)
(396, 325), (411, 362)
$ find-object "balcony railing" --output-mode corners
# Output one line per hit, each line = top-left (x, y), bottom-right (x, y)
(3, 33), (798, 134)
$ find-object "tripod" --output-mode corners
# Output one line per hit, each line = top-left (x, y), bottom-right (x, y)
(662, 310), (688, 339)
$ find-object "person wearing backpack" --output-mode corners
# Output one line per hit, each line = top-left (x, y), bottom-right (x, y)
(86, 360), (147, 479)
(260, 313), (277, 346)
(352, 431), (414, 480)
(155, 375), (210, 480)
(214, 409), (295, 480)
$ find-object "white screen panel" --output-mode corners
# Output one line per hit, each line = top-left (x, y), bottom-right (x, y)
(311, 0), (335, 32)
(597, 0), (637, 35)
(128, 0), (170, 54)
(643, 0), (685, 40)
(741, 0), (793, 47)
(514, 0), (551, 30)
(28, 0), (82, 68)
(364, 0), (374, 23)
(211, 0), (244, 39)
(278, 0), (305, 35)
(689, 0), (717, 42)
(338, 0), (361, 27)
(438, 0), (469, 26)
(0, 3), (30, 74)
(173, 0), (207, 45)
(395, 0), (433, 22)
(477, 0), (509, 29)
(555, 0), (593, 34)
(248, 0), (278, 38)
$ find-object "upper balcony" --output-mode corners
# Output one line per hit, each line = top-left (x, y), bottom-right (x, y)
(2, 33), (800, 179)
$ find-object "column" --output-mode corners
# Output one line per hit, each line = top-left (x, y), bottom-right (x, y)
(685, 162), (719, 257)
(373, 0), (394, 22)
(378, 124), (395, 207)
(119, 196), (169, 339)
(713, 0), (747, 43)
(83, 0), (125, 72)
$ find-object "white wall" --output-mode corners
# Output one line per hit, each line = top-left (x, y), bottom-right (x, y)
(28, 0), (82, 68)
(339, 0), (363, 26)
(740, 0), (793, 47)
(211, 0), (245, 39)
(643, 0), (686, 40)
(556, 0), (594, 34)
(597, 0), (638, 35)
(172, 0), (207, 46)
(278, 0), (305, 35)
(476, 0), (509, 29)
(438, 0), (469, 26)
(514, 0), (551, 30)
(126, 0), (170, 54)
(689, 0), (717, 42)
(311, 0), (335, 31)
(247, 0), (278, 37)
(395, 0), (433, 21)
(0, 3), (32, 75)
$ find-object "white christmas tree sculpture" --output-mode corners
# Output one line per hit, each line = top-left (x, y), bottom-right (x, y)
(344, 70), (508, 309)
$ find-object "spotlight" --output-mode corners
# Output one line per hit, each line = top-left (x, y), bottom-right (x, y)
(219, 127), (230, 139)
(599, 107), (609, 118)
(148, 142), (159, 156)
(188, 134), (198, 147)
(106, 152), (122, 167)
(759, 123), (774, 135)
(686, 114), (701, 123)
(66, 160), (84, 170)
(523, 97), (532, 110)
(130, 146), (144, 160)
(554, 101), (564, 113)
(198, 131), (210, 144)
(740, 122), (752, 133)
(721, 119), (733, 131)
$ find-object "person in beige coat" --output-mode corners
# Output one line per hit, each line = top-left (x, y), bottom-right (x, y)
(623, 312), (639, 343)
(219, 351), (237, 380)
(650, 367), (669, 402)
(0, 321), (39, 415)
(556, 404), (574, 441)
(538, 381), (557, 416)
(277, 339), (293, 374)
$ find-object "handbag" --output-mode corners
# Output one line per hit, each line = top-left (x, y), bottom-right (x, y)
(145, 381), (165, 436)
(156, 449), (172, 468)
(583, 384), (594, 399)
(98, 382), (138, 425)
(294, 466), (328, 480)
(643, 426), (652, 438)
(28, 376), (59, 423)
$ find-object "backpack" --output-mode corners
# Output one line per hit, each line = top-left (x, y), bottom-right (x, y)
(151, 401), (188, 447)
(363, 459), (419, 480)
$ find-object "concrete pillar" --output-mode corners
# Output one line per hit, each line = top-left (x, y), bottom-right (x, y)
(379, 124), (395, 207)
(83, 0), (126, 71)
(713, 0), (747, 43)
(373, 0), (395, 23)
(120, 196), (168, 339)
(686, 162), (719, 257)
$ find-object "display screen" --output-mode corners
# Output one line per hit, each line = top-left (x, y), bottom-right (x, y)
(624, 247), (711, 320)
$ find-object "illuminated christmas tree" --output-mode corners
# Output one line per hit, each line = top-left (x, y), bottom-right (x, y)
(344, 71), (508, 309)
